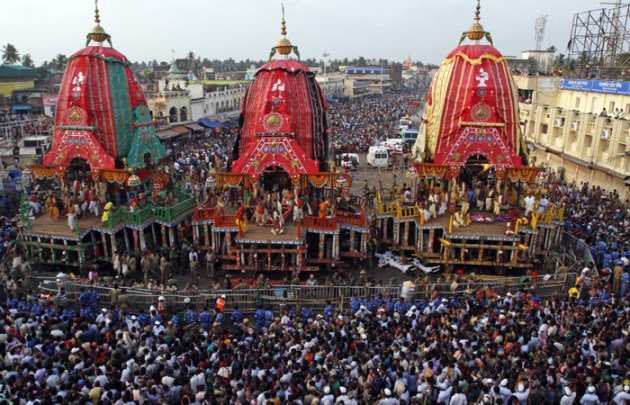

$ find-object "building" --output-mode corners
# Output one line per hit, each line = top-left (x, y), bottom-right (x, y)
(517, 75), (630, 194)
(315, 75), (344, 96)
(147, 62), (193, 127)
(343, 66), (392, 97)
(0, 65), (36, 97)
(147, 62), (247, 133)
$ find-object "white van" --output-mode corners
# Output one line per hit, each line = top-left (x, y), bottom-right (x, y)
(402, 128), (419, 143)
(380, 138), (405, 152)
(367, 146), (390, 168)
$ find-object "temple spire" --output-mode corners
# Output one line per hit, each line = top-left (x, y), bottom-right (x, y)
(87, 0), (112, 46)
(465, 0), (487, 43)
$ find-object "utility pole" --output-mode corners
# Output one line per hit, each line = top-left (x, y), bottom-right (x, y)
(380, 60), (384, 93)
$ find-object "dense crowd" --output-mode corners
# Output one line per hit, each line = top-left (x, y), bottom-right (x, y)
(2, 267), (630, 404)
(329, 92), (422, 155)
(545, 180), (630, 271)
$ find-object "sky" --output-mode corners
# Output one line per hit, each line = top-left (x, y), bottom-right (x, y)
(0, 0), (606, 66)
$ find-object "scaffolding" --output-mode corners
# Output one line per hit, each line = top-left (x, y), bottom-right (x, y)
(567, 3), (630, 80)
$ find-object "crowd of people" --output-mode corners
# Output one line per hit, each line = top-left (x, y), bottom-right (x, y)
(545, 179), (630, 271)
(329, 92), (423, 155)
(1, 265), (630, 404)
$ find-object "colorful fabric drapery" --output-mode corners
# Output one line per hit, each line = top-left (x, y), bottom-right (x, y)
(215, 174), (253, 189)
(413, 163), (452, 179)
(100, 169), (129, 184)
(31, 165), (63, 180)
(506, 167), (539, 182)
(306, 174), (331, 188)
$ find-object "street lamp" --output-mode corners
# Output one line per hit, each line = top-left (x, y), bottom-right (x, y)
(322, 52), (330, 95)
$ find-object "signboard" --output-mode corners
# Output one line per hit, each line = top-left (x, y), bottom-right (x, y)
(560, 79), (630, 95)
(42, 94), (58, 107)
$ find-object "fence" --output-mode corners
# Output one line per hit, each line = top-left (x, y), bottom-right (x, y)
(31, 272), (576, 315)
(107, 188), (196, 228)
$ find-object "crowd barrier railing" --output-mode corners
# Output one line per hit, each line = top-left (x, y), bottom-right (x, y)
(30, 272), (576, 315)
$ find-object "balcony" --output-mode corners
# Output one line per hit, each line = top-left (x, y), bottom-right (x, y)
(336, 210), (366, 227)
(214, 215), (238, 228)
(107, 188), (195, 228)
(194, 207), (217, 221)
(303, 215), (337, 231)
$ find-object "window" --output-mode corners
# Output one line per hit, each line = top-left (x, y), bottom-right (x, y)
(591, 97), (598, 114)
(575, 97), (580, 109)
(180, 106), (188, 122)
(610, 101), (616, 112)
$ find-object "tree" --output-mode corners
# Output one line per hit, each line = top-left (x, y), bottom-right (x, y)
(53, 54), (68, 71)
(142, 68), (154, 83)
(21, 53), (33, 67)
(2, 43), (20, 65)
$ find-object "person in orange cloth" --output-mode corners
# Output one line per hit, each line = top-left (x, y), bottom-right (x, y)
(47, 194), (60, 222)
(318, 200), (331, 219)
(236, 203), (246, 236)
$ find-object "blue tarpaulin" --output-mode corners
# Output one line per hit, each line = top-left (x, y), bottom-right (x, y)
(198, 118), (229, 129)
(10, 105), (32, 114)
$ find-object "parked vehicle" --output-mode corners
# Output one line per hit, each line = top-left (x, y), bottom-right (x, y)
(398, 117), (412, 132)
(380, 138), (405, 152)
(402, 128), (419, 143)
(367, 146), (390, 168)
(340, 153), (359, 170)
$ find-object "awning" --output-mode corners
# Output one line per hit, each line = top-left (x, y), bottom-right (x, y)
(171, 126), (191, 135)
(11, 105), (32, 114)
(198, 118), (229, 129)
(156, 129), (178, 139)
(184, 123), (205, 132)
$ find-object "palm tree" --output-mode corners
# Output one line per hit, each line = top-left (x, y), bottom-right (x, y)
(2, 43), (20, 65)
(53, 54), (68, 71)
(21, 53), (33, 67)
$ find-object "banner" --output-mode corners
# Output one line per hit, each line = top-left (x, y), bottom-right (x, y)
(560, 79), (630, 95)
(42, 94), (58, 107)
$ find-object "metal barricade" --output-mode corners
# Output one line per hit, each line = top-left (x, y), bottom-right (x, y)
(28, 274), (576, 315)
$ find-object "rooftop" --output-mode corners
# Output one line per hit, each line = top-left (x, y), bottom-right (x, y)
(0, 65), (36, 79)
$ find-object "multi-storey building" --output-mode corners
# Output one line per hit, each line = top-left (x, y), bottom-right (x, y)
(517, 74), (630, 195)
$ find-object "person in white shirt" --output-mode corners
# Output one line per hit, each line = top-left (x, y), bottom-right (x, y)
(336, 386), (355, 404)
(437, 381), (453, 405)
(560, 387), (576, 405)
(95, 308), (109, 325)
(580, 386), (601, 405)
(449, 386), (467, 405)
(378, 388), (399, 405)
(524, 194), (535, 216)
(613, 385), (630, 405)
(355, 305), (371, 320)
(126, 315), (140, 332)
(513, 383), (530, 405)
(152, 321), (165, 336)
(321, 386), (335, 404)
(499, 379), (512, 404)
(538, 196), (549, 212)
